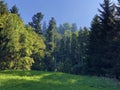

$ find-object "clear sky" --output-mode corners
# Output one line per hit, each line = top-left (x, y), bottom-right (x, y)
(4, 0), (117, 28)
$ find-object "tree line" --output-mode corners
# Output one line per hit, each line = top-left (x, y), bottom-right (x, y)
(0, 0), (120, 80)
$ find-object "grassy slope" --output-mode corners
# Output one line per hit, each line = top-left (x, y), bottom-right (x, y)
(0, 71), (120, 90)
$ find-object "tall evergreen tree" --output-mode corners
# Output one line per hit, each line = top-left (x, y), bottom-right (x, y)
(88, 0), (116, 76)
(99, 0), (116, 75)
(46, 17), (56, 52)
(71, 23), (77, 32)
(77, 28), (89, 74)
(42, 21), (47, 35)
(63, 23), (72, 31)
(29, 12), (44, 34)
(57, 24), (64, 34)
(10, 5), (20, 16)
(0, 1), (8, 15)
(56, 37), (65, 72)
(88, 15), (103, 75)
(44, 17), (56, 71)
(71, 32), (79, 74)
(63, 36), (72, 73)
(109, 0), (120, 80)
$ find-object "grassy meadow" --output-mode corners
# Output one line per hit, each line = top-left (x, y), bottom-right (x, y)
(0, 70), (120, 90)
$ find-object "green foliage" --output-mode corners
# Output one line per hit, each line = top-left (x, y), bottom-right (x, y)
(70, 32), (78, 72)
(0, 1), (8, 15)
(1, 0), (120, 81)
(76, 28), (89, 74)
(46, 17), (56, 51)
(10, 5), (20, 16)
(44, 17), (56, 71)
(42, 21), (47, 35)
(22, 25), (45, 70)
(88, 0), (120, 80)
(55, 27), (89, 74)
(0, 13), (45, 70)
(57, 23), (77, 34)
(29, 12), (44, 34)
(63, 23), (72, 31)
(88, 15), (102, 75)
(71, 23), (78, 32)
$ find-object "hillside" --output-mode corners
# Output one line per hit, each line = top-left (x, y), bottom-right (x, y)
(0, 71), (120, 90)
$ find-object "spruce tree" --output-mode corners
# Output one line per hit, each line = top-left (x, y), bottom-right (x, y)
(110, 0), (120, 80)
(88, 15), (103, 75)
(88, 0), (116, 76)
(44, 17), (56, 71)
(71, 32), (79, 74)
(99, 0), (116, 75)
(29, 12), (44, 34)
(71, 23), (77, 32)
(42, 21), (47, 35)
(77, 28), (89, 74)
(10, 5), (20, 16)
(0, 1), (8, 15)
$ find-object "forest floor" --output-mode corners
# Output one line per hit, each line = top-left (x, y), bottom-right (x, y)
(0, 70), (119, 90)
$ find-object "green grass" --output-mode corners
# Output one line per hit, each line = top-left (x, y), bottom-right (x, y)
(0, 70), (120, 90)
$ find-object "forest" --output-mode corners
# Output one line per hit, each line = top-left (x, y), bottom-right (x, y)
(0, 0), (120, 81)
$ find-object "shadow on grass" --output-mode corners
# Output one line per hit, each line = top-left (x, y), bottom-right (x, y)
(0, 71), (120, 90)
(0, 71), (80, 90)
(0, 70), (49, 76)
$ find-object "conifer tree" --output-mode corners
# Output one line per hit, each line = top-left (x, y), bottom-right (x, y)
(88, 0), (116, 75)
(44, 17), (56, 71)
(0, 1), (8, 15)
(88, 15), (103, 75)
(29, 12), (44, 34)
(10, 5), (20, 16)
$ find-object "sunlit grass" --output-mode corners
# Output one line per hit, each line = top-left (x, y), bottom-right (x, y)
(0, 70), (119, 90)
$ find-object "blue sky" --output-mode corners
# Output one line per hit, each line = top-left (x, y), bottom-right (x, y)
(5, 0), (117, 28)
